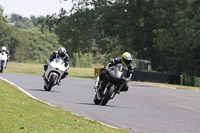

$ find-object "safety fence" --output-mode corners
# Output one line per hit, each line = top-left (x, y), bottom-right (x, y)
(94, 68), (200, 87)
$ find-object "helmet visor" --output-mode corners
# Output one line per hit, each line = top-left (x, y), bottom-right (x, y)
(59, 53), (65, 57)
(122, 57), (132, 66)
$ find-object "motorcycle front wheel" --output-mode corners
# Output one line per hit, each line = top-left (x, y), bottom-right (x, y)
(0, 62), (3, 73)
(100, 85), (115, 106)
(46, 74), (56, 91)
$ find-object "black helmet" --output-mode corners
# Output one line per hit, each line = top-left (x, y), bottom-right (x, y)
(121, 52), (132, 66)
(58, 47), (66, 57)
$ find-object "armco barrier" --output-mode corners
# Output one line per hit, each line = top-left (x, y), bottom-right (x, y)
(94, 68), (200, 86)
(131, 70), (181, 84)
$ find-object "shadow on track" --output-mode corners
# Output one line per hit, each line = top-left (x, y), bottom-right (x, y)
(28, 88), (61, 92)
(77, 102), (124, 108)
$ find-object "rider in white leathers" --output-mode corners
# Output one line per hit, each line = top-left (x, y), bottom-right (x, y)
(0, 46), (10, 68)
(43, 47), (70, 85)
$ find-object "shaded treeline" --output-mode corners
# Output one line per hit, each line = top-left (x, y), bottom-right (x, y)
(0, 7), (59, 63)
(1, 0), (200, 77)
(0, 7), (94, 67)
(44, 0), (200, 76)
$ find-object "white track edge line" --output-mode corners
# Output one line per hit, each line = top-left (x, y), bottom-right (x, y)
(0, 76), (119, 130)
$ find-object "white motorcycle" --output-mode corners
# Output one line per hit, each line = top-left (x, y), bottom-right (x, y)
(43, 58), (69, 91)
(0, 51), (8, 73)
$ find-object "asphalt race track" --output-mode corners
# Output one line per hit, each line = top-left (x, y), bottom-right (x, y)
(1, 73), (200, 133)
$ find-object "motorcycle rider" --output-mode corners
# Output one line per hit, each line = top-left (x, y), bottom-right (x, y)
(43, 47), (70, 85)
(94, 52), (134, 99)
(0, 46), (10, 68)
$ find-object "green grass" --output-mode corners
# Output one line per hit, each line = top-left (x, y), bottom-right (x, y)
(159, 83), (200, 91)
(4, 62), (96, 79)
(0, 80), (129, 133)
(132, 81), (200, 91)
(4, 62), (44, 75)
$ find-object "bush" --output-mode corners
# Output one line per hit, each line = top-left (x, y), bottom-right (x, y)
(70, 53), (92, 68)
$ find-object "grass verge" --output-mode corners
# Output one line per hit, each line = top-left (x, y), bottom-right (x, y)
(4, 62), (95, 79)
(132, 81), (200, 91)
(0, 80), (129, 133)
(158, 83), (200, 91)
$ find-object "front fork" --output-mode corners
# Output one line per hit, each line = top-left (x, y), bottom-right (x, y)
(111, 81), (127, 99)
(102, 83), (117, 99)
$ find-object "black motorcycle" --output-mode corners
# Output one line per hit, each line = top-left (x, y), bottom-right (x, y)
(94, 64), (129, 105)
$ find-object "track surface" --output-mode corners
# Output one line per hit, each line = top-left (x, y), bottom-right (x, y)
(1, 73), (200, 133)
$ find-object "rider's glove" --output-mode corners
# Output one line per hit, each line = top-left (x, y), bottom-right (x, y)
(65, 61), (69, 67)
(126, 78), (131, 82)
(104, 68), (109, 73)
(122, 76), (127, 82)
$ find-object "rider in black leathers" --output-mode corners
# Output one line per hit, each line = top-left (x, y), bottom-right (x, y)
(94, 52), (134, 95)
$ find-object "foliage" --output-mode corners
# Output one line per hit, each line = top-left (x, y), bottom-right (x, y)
(0, 7), (30, 62)
(8, 13), (45, 29)
(2, 1), (200, 75)
(23, 28), (61, 63)
(9, 14), (34, 29)
(0, 7), (61, 64)
(70, 52), (93, 67)
(49, 0), (200, 76)
(153, 0), (200, 76)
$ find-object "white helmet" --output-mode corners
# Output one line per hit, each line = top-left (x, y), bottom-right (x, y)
(58, 47), (67, 57)
(1, 46), (6, 51)
(121, 52), (133, 66)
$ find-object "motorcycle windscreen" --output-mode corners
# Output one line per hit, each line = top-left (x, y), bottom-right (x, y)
(109, 65), (123, 79)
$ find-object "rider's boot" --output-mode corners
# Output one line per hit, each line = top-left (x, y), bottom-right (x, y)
(94, 76), (102, 100)
(57, 72), (68, 86)
(43, 64), (48, 71)
(43, 73), (48, 89)
(57, 78), (62, 86)
(94, 76), (102, 89)
(43, 73), (48, 84)
(61, 71), (68, 79)
(57, 81), (61, 86)
(42, 73), (46, 81)
(42, 73), (45, 78)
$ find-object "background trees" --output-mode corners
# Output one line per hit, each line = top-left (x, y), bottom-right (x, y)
(48, 0), (199, 76)
(1, 0), (200, 76)
(0, 7), (60, 63)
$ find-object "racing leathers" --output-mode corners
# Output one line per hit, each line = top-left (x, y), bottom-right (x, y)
(95, 58), (134, 92)
(43, 51), (70, 80)
(0, 50), (10, 68)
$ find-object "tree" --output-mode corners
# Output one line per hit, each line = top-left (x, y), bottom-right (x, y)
(45, 0), (200, 76)
(24, 28), (61, 63)
(0, 6), (29, 62)
(9, 14), (34, 29)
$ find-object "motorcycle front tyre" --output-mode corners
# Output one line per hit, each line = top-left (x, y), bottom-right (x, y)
(0, 62), (3, 73)
(46, 74), (56, 91)
(100, 85), (115, 106)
